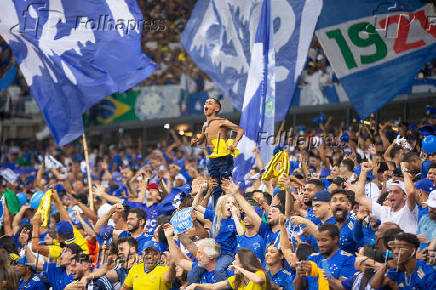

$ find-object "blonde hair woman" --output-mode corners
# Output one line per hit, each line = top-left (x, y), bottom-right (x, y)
(192, 192), (240, 282)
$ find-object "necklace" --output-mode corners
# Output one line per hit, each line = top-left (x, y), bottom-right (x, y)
(404, 271), (411, 286)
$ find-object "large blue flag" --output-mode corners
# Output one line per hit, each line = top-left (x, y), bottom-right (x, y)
(233, 0), (275, 184)
(0, 0), (156, 145)
(315, 0), (436, 119)
(181, 0), (323, 122)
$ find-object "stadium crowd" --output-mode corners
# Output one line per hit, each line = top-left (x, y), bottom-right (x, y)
(1, 97), (436, 290)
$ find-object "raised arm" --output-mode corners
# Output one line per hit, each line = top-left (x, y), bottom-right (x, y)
(163, 224), (193, 271)
(279, 215), (298, 267)
(355, 162), (373, 210)
(12, 204), (30, 234)
(31, 213), (50, 257)
(401, 162), (417, 211)
(2, 197), (13, 236)
(94, 203), (123, 235)
(223, 179), (262, 230)
(93, 184), (122, 204)
(74, 210), (96, 241)
(231, 206), (244, 236)
(52, 189), (72, 223)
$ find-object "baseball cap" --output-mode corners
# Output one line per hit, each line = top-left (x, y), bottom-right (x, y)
(143, 241), (162, 253)
(54, 221), (74, 236)
(415, 179), (434, 193)
(424, 190), (436, 208)
(312, 190), (331, 202)
(387, 180), (406, 193)
(175, 173), (186, 182)
(147, 183), (159, 191)
(112, 172), (124, 187)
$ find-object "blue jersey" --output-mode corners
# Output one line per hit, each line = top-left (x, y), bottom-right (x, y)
(338, 214), (358, 254)
(205, 208), (237, 253)
(237, 233), (266, 265)
(300, 217), (336, 251)
(305, 250), (357, 290)
(119, 230), (153, 253)
(268, 268), (295, 290)
(259, 221), (281, 247)
(387, 260), (436, 289)
(306, 208), (321, 225)
(18, 275), (47, 290)
(352, 219), (376, 247)
(43, 262), (74, 290)
(122, 200), (160, 234)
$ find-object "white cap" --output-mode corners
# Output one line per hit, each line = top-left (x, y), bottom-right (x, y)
(424, 190), (436, 208)
(387, 179), (406, 193)
(175, 173), (186, 182)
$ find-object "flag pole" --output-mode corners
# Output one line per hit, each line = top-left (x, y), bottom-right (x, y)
(82, 133), (94, 211)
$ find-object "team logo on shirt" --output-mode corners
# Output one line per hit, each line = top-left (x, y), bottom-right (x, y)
(252, 242), (261, 250)
(227, 225), (235, 231)
(417, 266), (425, 279)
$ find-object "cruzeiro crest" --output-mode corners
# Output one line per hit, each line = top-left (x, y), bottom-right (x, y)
(135, 88), (165, 120)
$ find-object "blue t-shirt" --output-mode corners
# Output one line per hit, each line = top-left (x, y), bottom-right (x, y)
(305, 250), (357, 290)
(418, 205), (429, 222)
(268, 268), (295, 290)
(204, 208), (237, 253)
(18, 275), (47, 290)
(237, 233), (266, 265)
(387, 260), (436, 289)
(417, 214), (436, 247)
(43, 262), (74, 290)
(259, 221), (281, 247)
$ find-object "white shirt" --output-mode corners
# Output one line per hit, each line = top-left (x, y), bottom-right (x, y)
(365, 182), (381, 203)
(371, 202), (418, 234)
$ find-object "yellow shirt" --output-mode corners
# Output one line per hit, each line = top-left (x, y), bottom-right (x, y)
(123, 264), (171, 290)
(227, 270), (267, 290)
(49, 228), (89, 259)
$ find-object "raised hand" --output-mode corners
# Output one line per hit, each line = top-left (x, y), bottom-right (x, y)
(162, 223), (175, 238)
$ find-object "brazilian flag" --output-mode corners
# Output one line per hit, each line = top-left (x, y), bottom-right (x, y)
(89, 90), (141, 125)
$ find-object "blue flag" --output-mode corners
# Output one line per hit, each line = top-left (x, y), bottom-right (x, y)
(0, 0), (156, 145)
(181, 0), (322, 122)
(233, 0), (275, 185)
(315, 0), (436, 118)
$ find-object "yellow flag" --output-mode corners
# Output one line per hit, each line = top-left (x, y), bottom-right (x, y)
(261, 151), (290, 189)
(36, 189), (52, 228)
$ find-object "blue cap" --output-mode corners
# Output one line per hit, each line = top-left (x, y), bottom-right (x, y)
(54, 221), (74, 236)
(320, 168), (331, 178)
(143, 241), (162, 253)
(16, 193), (27, 206)
(312, 190), (331, 202)
(112, 172), (124, 187)
(415, 179), (435, 193)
